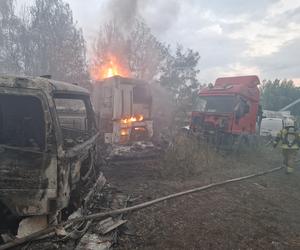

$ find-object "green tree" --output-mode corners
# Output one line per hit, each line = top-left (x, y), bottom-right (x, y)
(21, 0), (88, 84)
(128, 21), (166, 81)
(0, 0), (24, 74)
(260, 79), (300, 115)
(159, 45), (201, 126)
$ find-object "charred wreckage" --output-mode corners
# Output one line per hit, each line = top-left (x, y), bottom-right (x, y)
(0, 73), (264, 247)
(0, 75), (99, 237)
(0, 74), (159, 243)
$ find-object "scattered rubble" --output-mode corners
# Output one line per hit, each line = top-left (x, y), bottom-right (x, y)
(75, 233), (112, 250)
(17, 216), (47, 238)
(97, 217), (127, 235)
(5, 177), (130, 250)
(106, 141), (162, 163)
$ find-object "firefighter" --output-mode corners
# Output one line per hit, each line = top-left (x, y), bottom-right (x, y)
(273, 124), (300, 173)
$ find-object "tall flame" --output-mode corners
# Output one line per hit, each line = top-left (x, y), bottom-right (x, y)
(90, 54), (131, 80)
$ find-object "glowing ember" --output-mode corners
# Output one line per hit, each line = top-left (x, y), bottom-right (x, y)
(90, 54), (131, 80)
(120, 128), (129, 136)
(134, 127), (146, 131)
(121, 114), (144, 124)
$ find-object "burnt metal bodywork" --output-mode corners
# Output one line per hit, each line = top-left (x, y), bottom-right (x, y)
(0, 75), (98, 218)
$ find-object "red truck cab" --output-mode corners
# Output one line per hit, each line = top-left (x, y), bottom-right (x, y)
(191, 75), (260, 145)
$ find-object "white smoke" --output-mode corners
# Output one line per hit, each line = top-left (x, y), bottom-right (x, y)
(102, 0), (138, 33)
(101, 0), (180, 35)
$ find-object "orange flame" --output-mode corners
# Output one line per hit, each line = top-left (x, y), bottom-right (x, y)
(121, 114), (144, 124)
(90, 54), (131, 80)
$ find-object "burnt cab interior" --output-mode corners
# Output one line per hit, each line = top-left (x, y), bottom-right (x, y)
(0, 94), (45, 151)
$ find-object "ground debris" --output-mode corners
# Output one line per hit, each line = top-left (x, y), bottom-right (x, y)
(106, 141), (162, 162)
(97, 217), (127, 235)
(17, 216), (47, 238)
(54, 227), (68, 237)
(74, 188), (129, 250)
(84, 173), (107, 209)
(0, 234), (13, 244)
(2, 174), (130, 250)
(75, 233), (112, 250)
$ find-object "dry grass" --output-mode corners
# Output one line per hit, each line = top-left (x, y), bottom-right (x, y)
(159, 134), (224, 179)
(159, 134), (280, 180)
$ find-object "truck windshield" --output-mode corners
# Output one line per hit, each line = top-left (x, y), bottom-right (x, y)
(194, 95), (237, 113)
(0, 94), (45, 151)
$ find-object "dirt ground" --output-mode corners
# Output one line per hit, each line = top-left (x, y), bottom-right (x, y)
(4, 143), (300, 250)
(103, 146), (300, 250)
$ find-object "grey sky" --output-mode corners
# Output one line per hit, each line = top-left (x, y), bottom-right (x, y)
(17, 0), (300, 84)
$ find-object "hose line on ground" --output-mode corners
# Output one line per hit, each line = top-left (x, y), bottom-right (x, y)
(0, 165), (283, 250)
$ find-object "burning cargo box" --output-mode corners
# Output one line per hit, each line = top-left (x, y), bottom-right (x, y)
(92, 76), (153, 144)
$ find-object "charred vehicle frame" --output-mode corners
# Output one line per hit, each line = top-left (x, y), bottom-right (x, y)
(0, 75), (99, 233)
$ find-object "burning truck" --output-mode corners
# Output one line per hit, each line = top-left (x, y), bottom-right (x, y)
(92, 76), (153, 145)
(190, 75), (261, 150)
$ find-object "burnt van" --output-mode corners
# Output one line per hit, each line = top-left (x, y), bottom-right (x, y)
(0, 75), (99, 232)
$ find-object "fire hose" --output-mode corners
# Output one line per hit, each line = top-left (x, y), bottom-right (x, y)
(0, 165), (283, 250)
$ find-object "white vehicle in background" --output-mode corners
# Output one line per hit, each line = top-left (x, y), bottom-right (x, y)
(260, 118), (284, 137)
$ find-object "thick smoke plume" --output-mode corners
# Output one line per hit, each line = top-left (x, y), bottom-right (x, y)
(102, 0), (180, 35)
(93, 0), (177, 134)
(104, 0), (138, 34)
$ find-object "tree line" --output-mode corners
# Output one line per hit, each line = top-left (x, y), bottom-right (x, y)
(1, 0), (299, 118)
(0, 0), (200, 99)
(0, 0), (88, 84)
(260, 79), (300, 115)
(0, 0), (200, 120)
